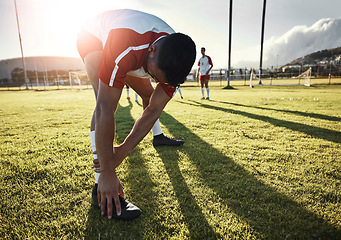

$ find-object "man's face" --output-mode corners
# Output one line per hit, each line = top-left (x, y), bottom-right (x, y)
(201, 48), (205, 55)
(146, 43), (168, 85)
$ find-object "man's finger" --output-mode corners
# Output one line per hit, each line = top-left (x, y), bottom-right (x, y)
(119, 184), (125, 199)
(100, 193), (106, 216)
(107, 195), (113, 220)
(113, 194), (121, 217)
(92, 158), (100, 172)
(97, 189), (101, 207)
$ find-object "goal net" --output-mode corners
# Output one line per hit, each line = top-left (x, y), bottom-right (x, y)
(250, 67), (312, 87)
(296, 67), (311, 86)
(68, 71), (90, 90)
(249, 69), (260, 87)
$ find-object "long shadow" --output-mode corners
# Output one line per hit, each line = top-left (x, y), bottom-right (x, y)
(84, 100), (217, 238)
(155, 148), (221, 239)
(209, 99), (341, 122)
(183, 100), (341, 144)
(119, 100), (218, 238)
(84, 100), (158, 239)
(159, 111), (341, 239)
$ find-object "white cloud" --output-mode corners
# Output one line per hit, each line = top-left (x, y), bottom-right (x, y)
(235, 17), (341, 68)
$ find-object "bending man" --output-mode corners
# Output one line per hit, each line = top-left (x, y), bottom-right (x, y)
(77, 9), (196, 220)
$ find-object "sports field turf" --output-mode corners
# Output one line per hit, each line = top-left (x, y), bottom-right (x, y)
(0, 84), (340, 239)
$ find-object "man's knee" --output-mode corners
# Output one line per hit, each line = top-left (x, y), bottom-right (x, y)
(84, 51), (102, 96)
(139, 92), (152, 103)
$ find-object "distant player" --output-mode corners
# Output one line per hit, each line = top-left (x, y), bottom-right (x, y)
(77, 9), (196, 220)
(125, 84), (131, 99)
(196, 47), (213, 100)
(125, 84), (139, 102)
(177, 86), (183, 99)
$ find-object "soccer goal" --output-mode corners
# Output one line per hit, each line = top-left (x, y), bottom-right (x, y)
(68, 71), (89, 90)
(249, 69), (260, 87)
(296, 67), (312, 87)
(250, 67), (312, 87)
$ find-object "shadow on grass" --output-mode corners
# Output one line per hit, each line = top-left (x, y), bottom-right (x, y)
(154, 148), (221, 239)
(209, 99), (341, 122)
(84, 100), (217, 239)
(158, 110), (341, 239)
(183, 100), (341, 144)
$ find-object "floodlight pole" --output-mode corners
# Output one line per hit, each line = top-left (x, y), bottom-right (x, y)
(329, 51), (333, 84)
(259, 0), (267, 85)
(227, 0), (233, 86)
(14, 0), (29, 89)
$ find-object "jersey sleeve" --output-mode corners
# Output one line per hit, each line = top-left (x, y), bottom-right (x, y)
(98, 29), (150, 88)
(208, 56), (213, 65)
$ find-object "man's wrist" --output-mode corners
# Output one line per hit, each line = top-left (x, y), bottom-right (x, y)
(100, 166), (116, 174)
(99, 158), (116, 172)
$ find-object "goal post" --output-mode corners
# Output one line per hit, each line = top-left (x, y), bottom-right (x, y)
(68, 71), (89, 90)
(249, 69), (259, 88)
(297, 67), (312, 87)
(250, 67), (312, 87)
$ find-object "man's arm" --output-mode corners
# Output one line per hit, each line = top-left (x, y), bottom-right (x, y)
(206, 57), (213, 75)
(207, 64), (213, 75)
(113, 83), (171, 167)
(95, 80), (123, 219)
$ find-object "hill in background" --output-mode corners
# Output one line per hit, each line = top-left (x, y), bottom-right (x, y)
(288, 47), (341, 66)
(0, 56), (85, 81)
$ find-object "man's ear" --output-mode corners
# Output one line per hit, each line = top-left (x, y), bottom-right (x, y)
(148, 44), (157, 57)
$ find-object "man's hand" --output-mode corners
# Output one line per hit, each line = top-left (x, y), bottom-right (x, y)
(92, 147), (125, 172)
(97, 171), (125, 219)
(92, 151), (100, 173)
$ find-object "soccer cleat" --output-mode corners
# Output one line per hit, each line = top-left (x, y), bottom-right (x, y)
(92, 184), (141, 220)
(127, 97), (131, 100)
(206, 97), (210, 100)
(152, 133), (185, 147)
(201, 97), (205, 100)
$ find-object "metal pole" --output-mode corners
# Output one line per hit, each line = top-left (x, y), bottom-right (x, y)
(259, 0), (267, 85)
(227, 0), (233, 86)
(13, 0), (29, 89)
(276, 54), (278, 79)
(329, 52), (333, 85)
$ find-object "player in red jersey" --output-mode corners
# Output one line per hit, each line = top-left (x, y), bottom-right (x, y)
(77, 9), (196, 220)
(196, 47), (213, 100)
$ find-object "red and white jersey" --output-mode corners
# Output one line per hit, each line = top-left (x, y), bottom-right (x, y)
(198, 55), (213, 75)
(82, 9), (177, 97)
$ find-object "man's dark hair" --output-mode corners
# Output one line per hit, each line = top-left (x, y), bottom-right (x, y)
(157, 33), (196, 87)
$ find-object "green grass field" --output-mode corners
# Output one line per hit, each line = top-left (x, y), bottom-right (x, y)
(1, 84), (340, 239)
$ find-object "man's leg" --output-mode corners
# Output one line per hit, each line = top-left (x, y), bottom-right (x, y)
(84, 50), (103, 184)
(178, 87), (183, 99)
(84, 52), (141, 220)
(126, 75), (184, 147)
(200, 77), (205, 99)
(126, 84), (131, 99)
(205, 78), (210, 100)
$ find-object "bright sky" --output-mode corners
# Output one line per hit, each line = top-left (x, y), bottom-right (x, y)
(1, 0), (341, 68)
